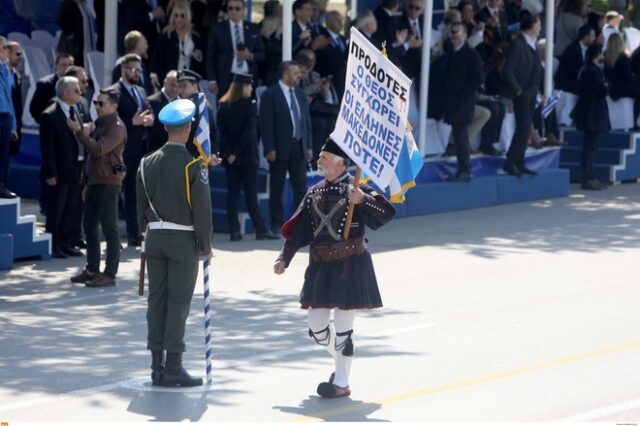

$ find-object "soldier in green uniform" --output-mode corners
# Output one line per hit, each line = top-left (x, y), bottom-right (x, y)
(136, 99), (213, 387)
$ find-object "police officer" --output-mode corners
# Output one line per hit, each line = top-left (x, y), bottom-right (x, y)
(177, 69), (219, 160)
(273, 139), (396, 398)
(136, 99), (213, 387)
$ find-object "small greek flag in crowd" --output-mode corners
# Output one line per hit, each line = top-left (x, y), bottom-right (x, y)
(539, 94), (560, 119)
(193, 93), (211, 160)
(387, 125), (424, 203)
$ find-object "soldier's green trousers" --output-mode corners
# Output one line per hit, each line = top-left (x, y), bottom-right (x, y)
(145, 230), (199, 353)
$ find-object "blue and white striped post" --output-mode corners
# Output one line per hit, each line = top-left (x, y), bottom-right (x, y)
(203, 259), (213, 384)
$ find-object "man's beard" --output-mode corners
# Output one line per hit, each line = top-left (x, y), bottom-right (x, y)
(317, 167), (325, 177)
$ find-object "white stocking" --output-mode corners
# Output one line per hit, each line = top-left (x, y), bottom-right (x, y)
(333, 309), (356, 388)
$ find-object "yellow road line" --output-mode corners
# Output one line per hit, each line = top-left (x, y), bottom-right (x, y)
(289, 341), (640, 421)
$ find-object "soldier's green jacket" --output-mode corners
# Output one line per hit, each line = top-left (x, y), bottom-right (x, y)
(136, 143), (212, 254)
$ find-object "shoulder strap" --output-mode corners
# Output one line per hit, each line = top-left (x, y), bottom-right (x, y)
(140, 157), (162, 221)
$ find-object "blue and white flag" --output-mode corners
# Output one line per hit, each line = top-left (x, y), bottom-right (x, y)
(539, 94), (560, 119)
(387, 126), (423, 203)
(193, 93), (211, 161)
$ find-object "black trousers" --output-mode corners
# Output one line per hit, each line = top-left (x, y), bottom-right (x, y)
(123, 154), (142, 239)
(46, 182), (81, 249)
(225, 163), (268, 234)
(451, 124), (471, 174)
(581, 131), (601, 183)
(507, 88), (537, 167)
(476, 99), (505, 151)
(268, 142), (307, 229)
(84, 184), (121, 277)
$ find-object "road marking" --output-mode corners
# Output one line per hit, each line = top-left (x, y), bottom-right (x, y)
(555, 397), (640, 422)
(0, 322), (436, 412)
(288, 341), (640, 422)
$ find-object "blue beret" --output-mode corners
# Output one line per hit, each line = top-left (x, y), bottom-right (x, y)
(159, 99), (196, 126)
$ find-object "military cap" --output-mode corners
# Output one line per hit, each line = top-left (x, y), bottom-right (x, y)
(232, 72), (253, 85)
(321, 138), (350, 160)
(177, 69), (203, 82)
(159, 99), (196, 126)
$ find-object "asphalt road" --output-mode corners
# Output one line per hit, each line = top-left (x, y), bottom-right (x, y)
(1, 184), (639, 422)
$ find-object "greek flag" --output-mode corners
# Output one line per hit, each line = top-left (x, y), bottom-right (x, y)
(540, 94), (560, 119)
(387, 126), (424, 203)
(361, 125), (423, 203)
(193, 93), (211, 160)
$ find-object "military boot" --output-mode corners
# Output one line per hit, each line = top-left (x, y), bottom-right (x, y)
(150, 350), (165, 386)
(160, 352), (203, 387)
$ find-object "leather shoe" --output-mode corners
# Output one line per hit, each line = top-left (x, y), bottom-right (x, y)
(72, 239), (87, 249)
(446, 172), (471, 183)
(581, 179), (606, 190)
(85, 273), (116, 287)
(62, 246), (83, 257)
(128, 237), (142, 247)
(52, 248), (68, 259)
(230, 233), (243, 241)
(256, 230), (279, 240)
(0, 186), (17, 199)
(70, 268), (96, 283)
(502, 162), (522, 177)
(480, 147), (502, 157)
(517, 165), (538, 176)
(543, 134), (564, 147)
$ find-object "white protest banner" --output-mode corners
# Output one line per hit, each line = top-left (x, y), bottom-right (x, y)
(330, 27), (412, 190)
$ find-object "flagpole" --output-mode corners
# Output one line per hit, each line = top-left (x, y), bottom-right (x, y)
(203, 258), (213, 384)
(343, 167), (361, 240)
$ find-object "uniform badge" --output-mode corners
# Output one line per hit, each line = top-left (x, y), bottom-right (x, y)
(199, 167), (209, 184)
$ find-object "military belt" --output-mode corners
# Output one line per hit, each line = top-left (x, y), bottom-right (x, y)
(147, 221), (194, 231)
(310, 237), (367, 262)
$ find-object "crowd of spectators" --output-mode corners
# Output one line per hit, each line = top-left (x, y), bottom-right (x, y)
(2, 0), (639, 277)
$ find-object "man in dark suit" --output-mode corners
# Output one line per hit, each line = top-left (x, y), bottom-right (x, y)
(373, 0), (410, 62)
(556, 25), (596, 95)
(29, 53), (74, 124)
(39, 76), (85, 258)
(398, 0), (425, 93)
(443, 22), (485, 182)
(206, 0), (265, 96)
(112, 30), (157, 96)
(502, 11), (543, 176)
(475, 0), (509, 47)
(148, 70), (178, 151)
(107, 53), (155, 246)
(124, 0), (165, 58)
(314, 11), (348, 98)
(291, 0), (324, 55)
(259, 61), (313, 234)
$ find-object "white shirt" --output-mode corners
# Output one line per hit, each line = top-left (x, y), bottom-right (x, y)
(278, 80), (300, 137)
(523, 32), (537, 51)
(57, 100), (85, 161)
(408, 18), (421, 40)
(579, 41), (588, 61)
(177, 34), (194, 71)
(229, 19), (249, 74)
(602, 25), (620, 50)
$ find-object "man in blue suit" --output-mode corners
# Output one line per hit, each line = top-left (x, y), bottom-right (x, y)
(259, 61), (313, 234)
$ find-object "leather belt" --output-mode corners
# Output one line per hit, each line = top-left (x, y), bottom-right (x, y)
(147, 221), (194, 231)
(310, 237), (367, 262)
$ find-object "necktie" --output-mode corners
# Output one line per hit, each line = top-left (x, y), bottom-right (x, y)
(413, 21), (421, 41)
(235, 23), (244, 68)
(69, 105), (76, 121)
(335, 36), (345, 52)
(130, 86), (141, 109)
(289, 88), (302, 140)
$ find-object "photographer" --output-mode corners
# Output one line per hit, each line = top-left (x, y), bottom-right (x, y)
(294, 52), (339, 165)
(67, 89), (127, 288)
